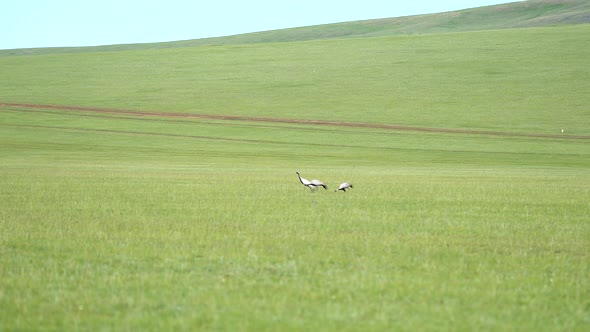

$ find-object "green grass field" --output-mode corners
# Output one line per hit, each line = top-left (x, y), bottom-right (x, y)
(1, 19), (589, 331)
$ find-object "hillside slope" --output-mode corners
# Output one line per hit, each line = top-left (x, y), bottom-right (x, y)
(2, 0), (589, 56)
(193, 0), (590, 44)
(2, 24), (589, 135)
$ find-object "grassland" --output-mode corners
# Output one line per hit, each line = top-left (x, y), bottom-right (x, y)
(1, 19), (589, 332)
(1, 162), (588, 330)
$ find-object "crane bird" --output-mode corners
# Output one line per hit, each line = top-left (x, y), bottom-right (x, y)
(310, 179), (328, 190)
(335, 182), (353, 192)
(296, 171), (314, 191)
(296, 172), (326, 191)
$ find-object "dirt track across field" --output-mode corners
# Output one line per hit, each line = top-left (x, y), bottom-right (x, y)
(2, 102), (587, 140)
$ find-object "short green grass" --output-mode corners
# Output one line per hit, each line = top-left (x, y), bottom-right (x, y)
(1, 103), (589, 331)
(1, 23), (589, 331)
(1, 164), (588, 330)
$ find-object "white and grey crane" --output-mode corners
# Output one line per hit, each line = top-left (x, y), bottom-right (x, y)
(310, 179), (328, 190)
(335, 182), (353, 192)
(296, 172), (327, 191)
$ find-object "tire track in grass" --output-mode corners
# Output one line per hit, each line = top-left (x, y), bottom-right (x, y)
(1, 107), (368, 135)
(1, 102), (588, 140)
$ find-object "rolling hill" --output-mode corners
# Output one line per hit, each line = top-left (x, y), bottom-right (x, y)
(2, 24), (589, 135)
(1, 0), (589, 56)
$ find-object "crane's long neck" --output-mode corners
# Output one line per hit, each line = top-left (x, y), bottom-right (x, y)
(296, 173), (304, 184)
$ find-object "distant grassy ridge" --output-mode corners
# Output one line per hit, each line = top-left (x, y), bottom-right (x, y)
(1, 24), (589, 135)
(204, 0), (590, 45)
(2, 0), (589, 56)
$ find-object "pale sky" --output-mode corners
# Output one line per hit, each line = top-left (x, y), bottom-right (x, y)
(1, 0), (518, 50)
